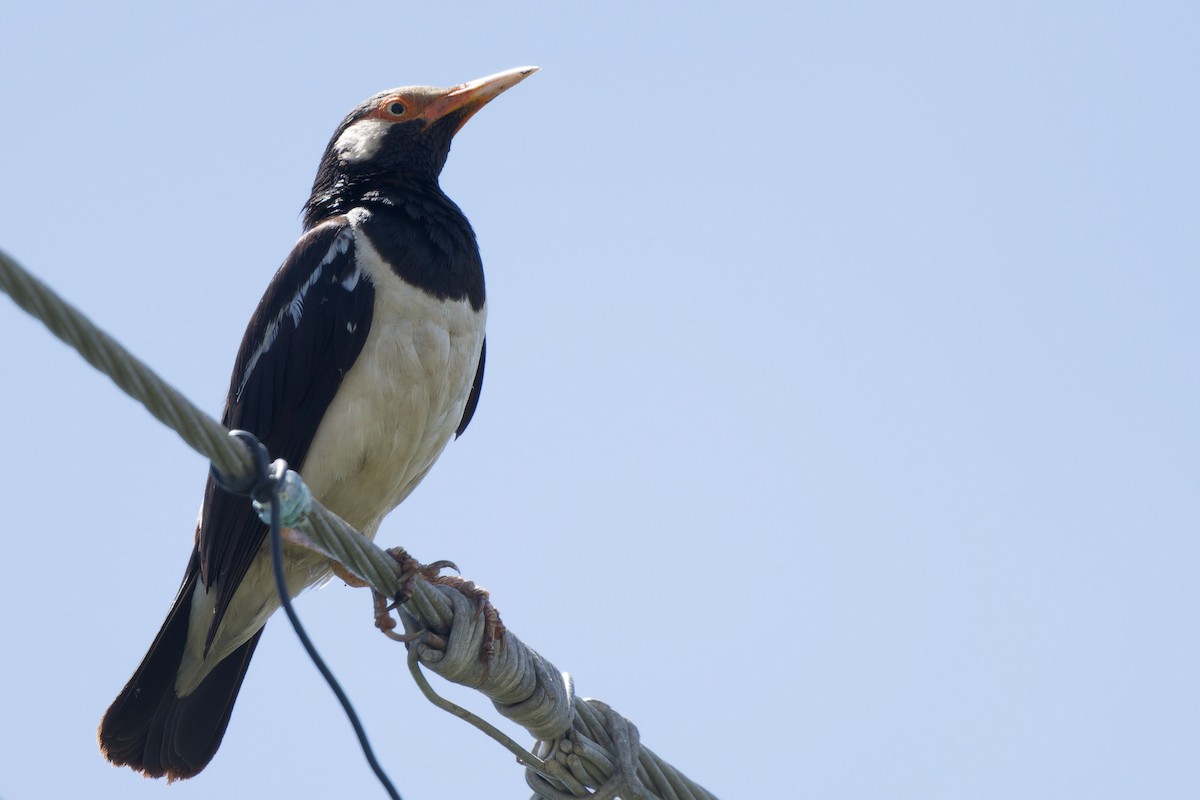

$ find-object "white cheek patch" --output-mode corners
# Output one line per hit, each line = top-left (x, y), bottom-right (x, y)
(334, 118), (391, 163)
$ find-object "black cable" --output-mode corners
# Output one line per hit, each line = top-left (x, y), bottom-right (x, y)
(262, 465), (404, 800)
(218, 431), (403, 800)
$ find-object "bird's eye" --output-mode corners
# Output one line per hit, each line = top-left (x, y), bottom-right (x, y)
(387, 101), (406, 116)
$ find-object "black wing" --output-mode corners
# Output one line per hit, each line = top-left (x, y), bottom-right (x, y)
(196, 216), (374, 647)
(455, 337), (484, 438)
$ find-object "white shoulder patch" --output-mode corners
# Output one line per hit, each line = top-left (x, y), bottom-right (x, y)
(235, 227), (358, 401)
(323, 227), (354, 265)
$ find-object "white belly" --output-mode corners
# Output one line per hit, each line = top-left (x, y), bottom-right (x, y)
(178, 212), (485, 692)
(302, 231), (485, 535)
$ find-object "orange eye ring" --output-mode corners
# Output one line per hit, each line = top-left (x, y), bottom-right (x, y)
(380, 99), (407, 120)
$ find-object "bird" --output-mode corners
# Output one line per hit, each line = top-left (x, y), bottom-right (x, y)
(98, 66), (538, 781)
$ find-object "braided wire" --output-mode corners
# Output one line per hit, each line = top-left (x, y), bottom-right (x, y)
(0, 249), (250, 479)
(0, 247), (719, 800)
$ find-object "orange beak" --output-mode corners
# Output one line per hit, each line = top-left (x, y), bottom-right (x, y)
(420, 66), (540, 133)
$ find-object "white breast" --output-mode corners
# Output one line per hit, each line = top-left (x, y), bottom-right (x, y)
(301, 212), (486, 534)
(178, 208), (485, 691)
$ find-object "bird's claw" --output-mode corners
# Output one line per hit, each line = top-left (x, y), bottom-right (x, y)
(364, 547), (420, 641)
(372, 592), (421, 642)
(425, 573), (507, 661)
(379, 546), (423, 603)
(369, 550), (506, 665)
(419, 559), (460, 579)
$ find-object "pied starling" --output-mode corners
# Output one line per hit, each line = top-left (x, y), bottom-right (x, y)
(98, 66), (538, 780)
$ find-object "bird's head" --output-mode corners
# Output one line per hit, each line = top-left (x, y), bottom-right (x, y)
(306, 66), (537, 221)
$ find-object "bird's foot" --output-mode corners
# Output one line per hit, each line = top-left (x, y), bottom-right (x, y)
(368, 547), (426, 641)
(425, 572), (507, 661)
(330, 560), (370, 588)
(372, 592), (413, 642)
(369, 550), (506, 664)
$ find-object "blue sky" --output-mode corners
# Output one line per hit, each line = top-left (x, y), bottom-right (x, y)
(1, 2), (1197, 798)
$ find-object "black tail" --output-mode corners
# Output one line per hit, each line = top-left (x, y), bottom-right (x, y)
(99, 556), (263, 780)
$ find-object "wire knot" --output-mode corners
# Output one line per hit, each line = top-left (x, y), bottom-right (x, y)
(211, 429), (272, 497)
(252, 466), (313, 528)
(209, 430), (313, 528)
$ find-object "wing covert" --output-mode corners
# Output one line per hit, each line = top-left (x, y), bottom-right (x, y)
(196, 217), (374, 646)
